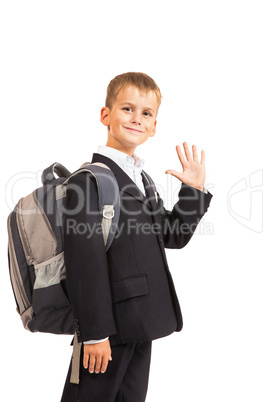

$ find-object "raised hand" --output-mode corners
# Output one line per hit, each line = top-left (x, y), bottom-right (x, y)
(165, 142), (206, 191)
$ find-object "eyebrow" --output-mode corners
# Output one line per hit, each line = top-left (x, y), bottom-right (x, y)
(120, 102), (155, 114)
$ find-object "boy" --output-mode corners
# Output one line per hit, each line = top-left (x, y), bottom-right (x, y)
(61, 72), (212, 401)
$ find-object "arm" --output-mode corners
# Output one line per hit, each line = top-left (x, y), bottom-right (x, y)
(159, 142), (212, 248)
(64, 173), (117, 372)
(157, 183), (212, 249)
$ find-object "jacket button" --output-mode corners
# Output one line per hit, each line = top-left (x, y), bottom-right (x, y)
(74, 319), (79, 324)
(76, 331), (81, 337)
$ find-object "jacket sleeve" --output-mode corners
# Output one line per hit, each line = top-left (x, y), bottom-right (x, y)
(157, 183), (213, 249)
(64, 173), (117, 343)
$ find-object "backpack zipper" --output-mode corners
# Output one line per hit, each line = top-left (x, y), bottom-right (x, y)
(7, 213), (31, 314)
(16, 197), (35, 265)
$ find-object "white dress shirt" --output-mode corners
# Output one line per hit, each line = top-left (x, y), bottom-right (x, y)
(97, 145), (146, 196)
(84, 145), (146, 345)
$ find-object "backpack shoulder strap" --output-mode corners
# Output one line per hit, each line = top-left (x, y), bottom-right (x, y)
(64, 162), (120, 252)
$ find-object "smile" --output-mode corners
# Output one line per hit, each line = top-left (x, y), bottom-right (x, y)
(125, 127), (143, 134)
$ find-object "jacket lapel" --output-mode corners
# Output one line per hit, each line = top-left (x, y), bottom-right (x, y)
(141, 171), (158, 212)
(141, 170), (162, 232)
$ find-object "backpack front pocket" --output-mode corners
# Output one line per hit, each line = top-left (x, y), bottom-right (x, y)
(32, 252), (69, 316)
(31, 251), (74, 334)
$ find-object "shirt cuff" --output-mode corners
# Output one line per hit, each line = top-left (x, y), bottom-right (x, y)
(83, 337), (109, 344)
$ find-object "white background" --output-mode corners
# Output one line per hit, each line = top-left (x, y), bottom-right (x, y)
(1, 1), (267, 401)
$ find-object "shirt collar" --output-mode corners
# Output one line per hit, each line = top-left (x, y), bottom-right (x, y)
(97, 145), (145, 173)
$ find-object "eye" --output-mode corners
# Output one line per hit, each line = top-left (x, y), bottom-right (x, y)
(123, 107), (132, 112)
(143, 111), (152, 117)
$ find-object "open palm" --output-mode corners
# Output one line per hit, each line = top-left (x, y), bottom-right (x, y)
(165, 142), (206, 191)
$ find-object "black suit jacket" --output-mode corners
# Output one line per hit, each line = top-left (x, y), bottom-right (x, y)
(64, 153), (213, 346)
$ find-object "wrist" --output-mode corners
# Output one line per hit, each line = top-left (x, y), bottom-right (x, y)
(184, 183), (205, 192)
(193, 182), (206, 192)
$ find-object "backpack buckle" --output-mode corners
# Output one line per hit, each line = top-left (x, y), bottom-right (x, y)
(103, 205), (114, 219)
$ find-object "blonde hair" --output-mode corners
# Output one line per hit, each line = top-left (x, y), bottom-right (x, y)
(105, 72), (162, 115)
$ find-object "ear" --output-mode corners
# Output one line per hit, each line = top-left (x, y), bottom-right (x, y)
(100, 107), (110, 127)
(149, 119), (157, 137)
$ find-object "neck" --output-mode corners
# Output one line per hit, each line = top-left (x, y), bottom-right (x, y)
(105, 136), (137, 157)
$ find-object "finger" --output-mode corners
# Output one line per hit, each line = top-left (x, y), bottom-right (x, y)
(192, 144), (198, 162)
(88, 355), (96, 374)
(183, 142), (192, 161)
(200, 150), (205, 164)
(101, 355), (109, 374)
(94, 355), (102, 374)
(176, 145), (187, 167)
(83, 349), (89, 369)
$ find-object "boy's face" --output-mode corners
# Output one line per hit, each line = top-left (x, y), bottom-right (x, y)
(101, 85), (158, 156)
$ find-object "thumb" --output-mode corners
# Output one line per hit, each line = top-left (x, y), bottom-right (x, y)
(165, 170), (183, 181)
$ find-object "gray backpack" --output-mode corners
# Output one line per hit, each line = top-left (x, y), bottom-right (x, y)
(7, 162), (120, 336)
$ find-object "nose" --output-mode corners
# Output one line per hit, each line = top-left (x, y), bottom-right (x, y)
(130, 111), (142, 124)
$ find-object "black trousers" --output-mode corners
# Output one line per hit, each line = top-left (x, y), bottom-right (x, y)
(61, 341), (152, 402)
